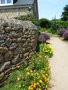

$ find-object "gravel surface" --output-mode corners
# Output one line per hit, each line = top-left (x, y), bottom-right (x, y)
(49, 37), (68, 90)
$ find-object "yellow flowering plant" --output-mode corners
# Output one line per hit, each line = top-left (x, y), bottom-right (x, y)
(0, 43), (53, 90)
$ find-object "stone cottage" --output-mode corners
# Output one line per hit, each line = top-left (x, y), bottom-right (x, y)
(0, 0), (38, 19)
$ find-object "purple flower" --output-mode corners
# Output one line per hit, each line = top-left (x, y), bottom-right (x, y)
(63, 31), (68, 40)
(39, 33), (50, 43)
(42, 33), (50, 40)
(58, 29), (66, 36)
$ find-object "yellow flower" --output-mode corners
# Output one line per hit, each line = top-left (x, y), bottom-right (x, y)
(39, 88), (41, 90)
(17, 77), (20, 81)
(42, 74), (45, 78)
(30, 70), (32, 73)
(45, 79), (47, 82)
(36, 88), (41, 90)
(45, 67), (47, 70)
(16, 65), (20, 69)
(19, 84), (21, 89)
(40, 70), (43, 74)
(33, 83), (36, 88)
(26, 72), (30, 76)
(31, 73), (33, 76)
(37, 82), (39, 85)
(45, 55), (46, 58)
(39, 76), (41, 79)
(45, 85), (48, 89)
(47, 77), (49, 81)
(28, 86), (33, 90)
(26, 68), (28, 70)
(39, 80), (42, 83)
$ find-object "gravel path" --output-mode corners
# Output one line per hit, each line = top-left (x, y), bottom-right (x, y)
(49, 37), (68, 90)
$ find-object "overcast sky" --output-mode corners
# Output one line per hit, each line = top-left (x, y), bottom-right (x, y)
(38, 0), (68, 20)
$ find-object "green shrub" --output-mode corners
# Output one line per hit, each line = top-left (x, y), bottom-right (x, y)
(39, 18), (51, 28)
(39, 44), (53, 57)
(54, 20), (68, 29)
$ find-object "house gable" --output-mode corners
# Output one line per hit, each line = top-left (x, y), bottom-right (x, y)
(0, 0), (38, 19)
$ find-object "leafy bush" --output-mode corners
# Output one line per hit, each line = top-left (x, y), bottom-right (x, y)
(39, 18), (51, 28)
(63, 31), (68, 40)
(39, 33), (50, 43)
(39, 44), (53, 57)
(58, 29), (66, 36)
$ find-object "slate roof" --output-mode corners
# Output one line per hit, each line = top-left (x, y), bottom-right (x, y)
(14, 0), (34, 5)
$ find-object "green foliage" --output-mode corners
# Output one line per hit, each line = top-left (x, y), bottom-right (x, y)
(39, 44), (53, 57)
(0, 43), (53, 90)
(39, 18), (51, 28)
(59, 20), (68, 28)
(61, 5), (68, 21)
(15, 14), (40, 28)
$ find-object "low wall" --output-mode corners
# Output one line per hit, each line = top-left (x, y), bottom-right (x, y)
(0, 19), (38, 85)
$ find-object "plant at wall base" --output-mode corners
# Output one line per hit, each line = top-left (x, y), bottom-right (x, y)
(0, 43), (53, 90)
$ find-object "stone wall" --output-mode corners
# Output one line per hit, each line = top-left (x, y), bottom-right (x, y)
(0, 7), (30, 19)
(0, 19), (38, 86)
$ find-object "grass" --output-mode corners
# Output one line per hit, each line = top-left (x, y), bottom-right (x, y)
(0, 43), (53, 90)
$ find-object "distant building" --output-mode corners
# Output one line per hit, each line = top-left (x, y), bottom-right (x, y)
(0, 0), (38, 19)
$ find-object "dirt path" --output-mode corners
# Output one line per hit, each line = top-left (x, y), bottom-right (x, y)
(49, 37), (68, 90)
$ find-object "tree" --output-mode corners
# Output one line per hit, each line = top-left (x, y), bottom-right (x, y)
(61, 5), (68, 21)
(39, 18), (51, 28)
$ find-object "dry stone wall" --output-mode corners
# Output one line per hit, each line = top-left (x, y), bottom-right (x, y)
(0, 19), (38, 85)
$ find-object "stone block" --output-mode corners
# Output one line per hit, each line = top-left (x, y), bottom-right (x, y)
(0, 62), (10, 73)
(5, 51), (13, 61)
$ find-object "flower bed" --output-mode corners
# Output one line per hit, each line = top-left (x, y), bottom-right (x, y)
(0, 43), (53, 90)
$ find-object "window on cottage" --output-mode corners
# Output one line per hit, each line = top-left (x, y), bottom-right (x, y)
(7, 0), (11, 3)
(1, 0), (5, 4)
(0, 0), (13, 5)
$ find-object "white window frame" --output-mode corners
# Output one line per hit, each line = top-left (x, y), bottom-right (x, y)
(0, 0), (13, 6)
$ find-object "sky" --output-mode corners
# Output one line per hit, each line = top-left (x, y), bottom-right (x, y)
(38, 0), (68, 20)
